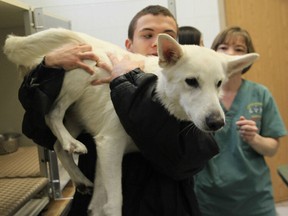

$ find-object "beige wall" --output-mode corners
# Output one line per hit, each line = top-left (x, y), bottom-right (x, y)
(0, 2), (34, 146)
(0, 27), (27, 142)
(224, 0), (288, 202)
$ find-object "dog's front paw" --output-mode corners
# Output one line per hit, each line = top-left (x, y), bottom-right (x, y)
(63, 138), (88, 154)
(72, 141), (88, 154)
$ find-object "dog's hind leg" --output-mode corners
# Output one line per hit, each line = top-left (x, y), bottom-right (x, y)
(88, 135), (130, 216)
(54, 141), (94, 193)
(54, 115), (94, 193)
(87, 159), (106, 216)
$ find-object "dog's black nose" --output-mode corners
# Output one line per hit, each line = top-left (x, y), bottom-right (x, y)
(206, 115), (225, 131)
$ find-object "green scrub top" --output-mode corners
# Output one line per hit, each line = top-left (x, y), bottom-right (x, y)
(195, 80), (287, 216)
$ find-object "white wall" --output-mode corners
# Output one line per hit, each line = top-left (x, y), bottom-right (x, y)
(175, 0), (224, 48)
(17, 0), (224, 48)
(0, 0), (224, 142)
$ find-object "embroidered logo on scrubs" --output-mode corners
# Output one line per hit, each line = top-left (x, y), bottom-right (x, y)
(247, 102), (262, 120)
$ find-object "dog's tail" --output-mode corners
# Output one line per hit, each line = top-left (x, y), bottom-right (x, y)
(3, 28), (84, 76)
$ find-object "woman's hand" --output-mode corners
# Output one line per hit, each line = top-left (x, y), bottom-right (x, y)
(44, 43), (99, 74)
(236, 116), (279, 156)
(236, 116), (258, 142)
(92, 53), (144, 85)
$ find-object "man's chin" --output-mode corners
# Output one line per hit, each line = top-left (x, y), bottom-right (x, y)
(147, 53), (158, 57)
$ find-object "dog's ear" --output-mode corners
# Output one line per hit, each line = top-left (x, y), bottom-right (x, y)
(226, 53), (259, 77)
(157, 34), (183, 68)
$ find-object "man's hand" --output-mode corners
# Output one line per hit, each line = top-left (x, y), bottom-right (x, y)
(44, 43), (99, 74)
(92, 53), (144, 85)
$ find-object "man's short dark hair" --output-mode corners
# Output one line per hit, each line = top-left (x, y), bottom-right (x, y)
(128, 5), (178, 40)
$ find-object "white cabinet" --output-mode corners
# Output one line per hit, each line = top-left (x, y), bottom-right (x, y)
(0, 1), (72, 215)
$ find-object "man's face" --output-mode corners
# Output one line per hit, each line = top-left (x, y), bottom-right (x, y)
(125, 14), (178, 56)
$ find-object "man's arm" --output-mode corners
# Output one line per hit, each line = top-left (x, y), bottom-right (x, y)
(44, 43), (98, 74)
(19, 62), (64, 149)
(19, 62), (65, 115)
(110, 69), (219, 180)
(20, 43), (99, 115)
(19, 43), (99, 149)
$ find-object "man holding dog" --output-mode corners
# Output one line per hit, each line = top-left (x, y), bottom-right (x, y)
(18, 5), (219, 216)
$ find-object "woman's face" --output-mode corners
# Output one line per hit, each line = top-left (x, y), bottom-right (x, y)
(216, 35), (248, 56)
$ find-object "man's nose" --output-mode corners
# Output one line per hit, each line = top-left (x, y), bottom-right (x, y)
(152, 39), (158, 47)
(151, 40), (158, 56)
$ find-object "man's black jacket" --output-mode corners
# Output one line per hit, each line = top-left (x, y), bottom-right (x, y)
(18, 65), (219, 216)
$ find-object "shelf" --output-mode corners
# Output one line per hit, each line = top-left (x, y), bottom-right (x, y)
(0, 146), (49, 216)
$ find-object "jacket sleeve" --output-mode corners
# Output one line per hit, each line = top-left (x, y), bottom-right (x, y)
(110, 68), (219, 180)
(18, 62), (65, 149)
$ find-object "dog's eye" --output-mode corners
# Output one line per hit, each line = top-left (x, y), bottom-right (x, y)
(216, 80), (222, 88)
(185, 78), (199, 88)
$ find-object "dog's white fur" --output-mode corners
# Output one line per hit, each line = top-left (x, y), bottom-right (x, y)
(4, 28), (258, 216)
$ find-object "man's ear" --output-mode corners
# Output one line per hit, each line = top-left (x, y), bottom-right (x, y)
(157, 34), (183, 68)
(125, 39), (133, 52)
(226, 53), (259, 77)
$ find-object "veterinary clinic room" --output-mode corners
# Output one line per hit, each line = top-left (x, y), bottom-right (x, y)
(0, 0), (288, 215)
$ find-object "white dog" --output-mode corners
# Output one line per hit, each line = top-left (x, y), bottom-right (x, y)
(4, 28), (258, 216)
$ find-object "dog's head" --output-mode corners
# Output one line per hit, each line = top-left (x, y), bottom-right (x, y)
(156, 34), (259, 132)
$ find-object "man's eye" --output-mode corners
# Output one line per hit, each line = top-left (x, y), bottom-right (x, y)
(167, 33), (177, 39)
(143, 34), (152, 39)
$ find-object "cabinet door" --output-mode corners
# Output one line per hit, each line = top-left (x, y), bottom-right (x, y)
(28, 8), (71, 34)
